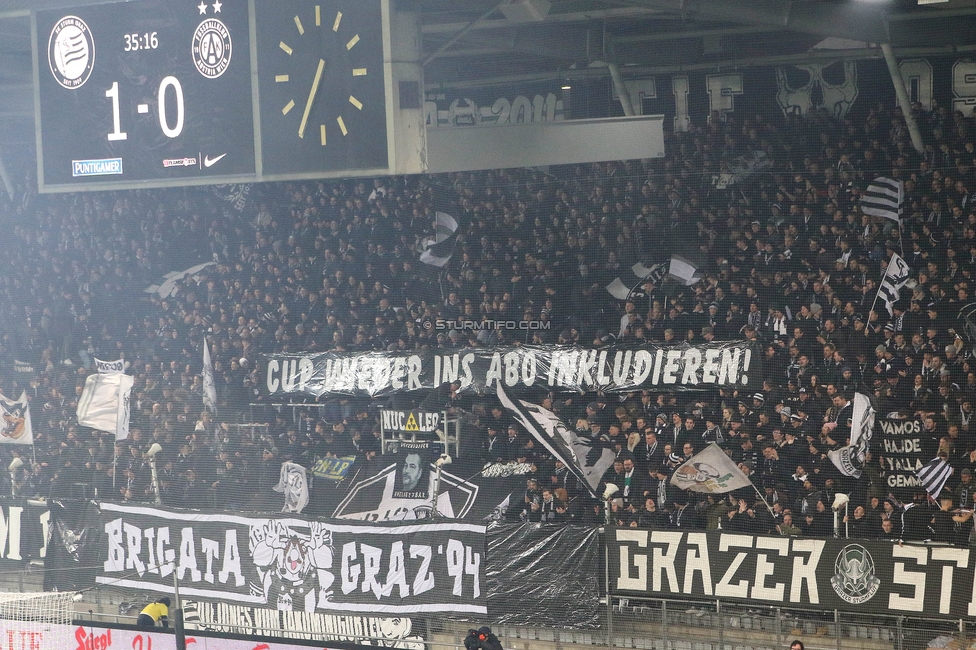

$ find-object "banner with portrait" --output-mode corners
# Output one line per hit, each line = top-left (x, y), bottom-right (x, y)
(394, 442), (433, 500)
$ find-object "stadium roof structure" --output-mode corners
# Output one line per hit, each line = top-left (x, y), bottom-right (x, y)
(0, 0), (974, 181)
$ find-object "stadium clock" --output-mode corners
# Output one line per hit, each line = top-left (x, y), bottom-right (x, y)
(253, 0), (390, 178)
(35, 0), (256, 191)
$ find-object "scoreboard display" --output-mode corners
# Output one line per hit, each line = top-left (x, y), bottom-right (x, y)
(34, 0), (393, 192)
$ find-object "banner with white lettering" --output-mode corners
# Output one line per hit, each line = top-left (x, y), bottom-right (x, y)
(381, 410), (442, 436)
(263, 341), (760, 398)
(879, 416), (934, 500)
(0, 498), (48, 565)
(609, 528), (976, 619)
(94, 502), (486, 615)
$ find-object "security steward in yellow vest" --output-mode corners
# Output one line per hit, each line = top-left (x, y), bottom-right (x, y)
(137, 597), (170, 629)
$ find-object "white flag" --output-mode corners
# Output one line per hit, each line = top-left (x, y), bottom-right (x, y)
(876, 253), (910, 316)
(0, 392), (33, 445)
(669, 255), (703, 286)
(670, 443), (753, 494)
(203, 339), (217, 415)
(274, 462), (310, 513)
(94, 358), (125, 374)
(827, 392), (875, 478)
(77, 373), (134, 441)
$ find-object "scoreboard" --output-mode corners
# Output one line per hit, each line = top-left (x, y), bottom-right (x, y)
(34, 0), (393, 192)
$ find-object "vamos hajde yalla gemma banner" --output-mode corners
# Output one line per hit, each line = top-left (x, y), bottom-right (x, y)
(609, 529), (976, 619)
(96, 503), (486, 615)
(263, 341), (760, 398)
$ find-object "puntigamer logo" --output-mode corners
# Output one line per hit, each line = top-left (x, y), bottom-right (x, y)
(48, 16), (95, 89)
(72, 158), (123, 177)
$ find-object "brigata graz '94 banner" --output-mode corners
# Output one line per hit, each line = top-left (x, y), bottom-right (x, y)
(609, 528), (976, 619)
(97, 503), (486, 615)
(263, 341), (760, 398)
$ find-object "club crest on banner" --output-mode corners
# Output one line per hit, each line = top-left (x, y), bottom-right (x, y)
(830, 544), (881, 605)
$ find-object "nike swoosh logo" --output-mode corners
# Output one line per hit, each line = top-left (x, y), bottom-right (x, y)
(203, 153), (227, 168)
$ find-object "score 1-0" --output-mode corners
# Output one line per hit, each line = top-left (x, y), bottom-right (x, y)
(104, 76), (185, 142)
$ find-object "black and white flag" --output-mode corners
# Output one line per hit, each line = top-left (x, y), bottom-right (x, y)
(606, 262), (668, 300)
(876, 253), (910, 316)
(419, 212), (459, 268)
(203, 338), (217, 415)
(860, 177), (903, 223)
(669, 255), (703, 287)
(496, 384), (615, 497)
(828, 392), (875, 478)
(916, 457), (953, 500)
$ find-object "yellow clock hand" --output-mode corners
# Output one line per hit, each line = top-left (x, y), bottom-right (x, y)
(298, 58), (326, 139)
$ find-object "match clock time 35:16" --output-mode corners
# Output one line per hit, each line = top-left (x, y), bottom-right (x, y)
(35, 0), (256, 190)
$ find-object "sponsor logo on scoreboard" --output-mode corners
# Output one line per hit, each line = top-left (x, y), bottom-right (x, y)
(163, 157), (198, 168)
(192, 18), (232, 79)
(72, 158), (123, 177)
(48, 16), (95, 89)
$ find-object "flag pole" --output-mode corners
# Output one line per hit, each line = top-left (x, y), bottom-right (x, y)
(750, 481), (776, 519)
(865, 258), (891, 337)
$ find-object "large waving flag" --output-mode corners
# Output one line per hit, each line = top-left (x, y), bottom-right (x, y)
(828, 392), (876, 478)
(916, 457), (953, 501)
(876, 253), (911, 316)
(669, 254), (703, 287)
(419, 212), (459, 268)
(0, 392), (33, 445)
(77, 373), (134, 441)
(860, 177), (903, 223)
(497, 383), (615, 497)
(606, 261), (668, 300)
(670, 443), (753, 494)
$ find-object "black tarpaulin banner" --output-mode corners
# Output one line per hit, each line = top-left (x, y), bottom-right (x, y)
(485, 523), (602, 629)
(93, 502), (486, 615)
(609, 528), (976, 619)
(262, 340), (761, 398)
(878, 416), (934, 500)
(44, 499), (101, 591)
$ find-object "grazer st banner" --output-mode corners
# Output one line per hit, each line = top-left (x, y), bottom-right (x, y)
(96, 502), (486, 615)
(263, 340), (761, 398)
(609, 528), (976, 619)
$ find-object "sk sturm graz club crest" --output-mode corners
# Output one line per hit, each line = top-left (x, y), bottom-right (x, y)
(48, 16), (95, 89)
(830, 544), (881, 605)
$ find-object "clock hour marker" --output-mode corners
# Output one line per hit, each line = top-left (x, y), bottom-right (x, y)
(294, 16), (304, 35)
(275, 74), (289, 82)
(337, 116), (348, 136)
(137, 104), (149, 114)
(279, 41), (293, 55)
(346, 34), (359, 50)
(349, 95), (363, 110)
(352, 68), (367, 76)
(333, 11), (342, 32)
(320, 124), (327, 146)
(315, 5), (321, 26)
(282, 100), (295, 115)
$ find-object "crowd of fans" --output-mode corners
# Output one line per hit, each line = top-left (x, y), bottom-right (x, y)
(0, 97), (974, 543)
